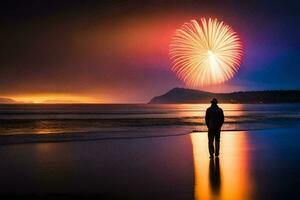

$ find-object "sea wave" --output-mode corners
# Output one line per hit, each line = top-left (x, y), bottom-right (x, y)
(0, 115), (299, 136)
(1, 104), (300, 139)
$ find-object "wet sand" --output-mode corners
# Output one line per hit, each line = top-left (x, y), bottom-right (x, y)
(0, 127), (300, 199)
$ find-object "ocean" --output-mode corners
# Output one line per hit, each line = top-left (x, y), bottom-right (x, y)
(1, 104), (300, 136)
(1, 104), (300, 199)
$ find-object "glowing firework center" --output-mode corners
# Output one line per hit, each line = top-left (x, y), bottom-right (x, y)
(169, 18), (243, 87)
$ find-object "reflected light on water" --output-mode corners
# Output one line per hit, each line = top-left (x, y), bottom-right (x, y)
(191, 131), (253, 200)
(168, 104), (244, 118)
(32, 121), (56, 134)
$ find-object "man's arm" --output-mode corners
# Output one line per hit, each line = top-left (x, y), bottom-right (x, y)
(220, 109), (224, 125)
(205, 109), (210, 128)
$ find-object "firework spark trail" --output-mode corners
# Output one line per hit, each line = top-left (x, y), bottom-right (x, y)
(169, 18), (243, 87)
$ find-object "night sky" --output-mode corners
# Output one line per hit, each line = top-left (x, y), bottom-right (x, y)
(0, 0), (299, 103)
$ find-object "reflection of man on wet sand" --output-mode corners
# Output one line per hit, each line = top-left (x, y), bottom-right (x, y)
(205, 98), (224, 158)
(209, 157), (221, 194)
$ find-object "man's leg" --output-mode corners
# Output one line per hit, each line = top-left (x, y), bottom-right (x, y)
(208, 130), (215, 158)
(215, 130), (221, 156)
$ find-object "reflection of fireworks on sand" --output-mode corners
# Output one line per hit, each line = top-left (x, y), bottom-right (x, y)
(169, 18), (243, 87)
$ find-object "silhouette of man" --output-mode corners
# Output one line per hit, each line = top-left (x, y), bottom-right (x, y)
(205, 98), (224, 158)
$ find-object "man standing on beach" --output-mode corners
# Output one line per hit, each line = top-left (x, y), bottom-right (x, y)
(205, 98), (224, 158)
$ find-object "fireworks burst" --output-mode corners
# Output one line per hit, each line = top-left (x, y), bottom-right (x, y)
(169, 18), (243, 87)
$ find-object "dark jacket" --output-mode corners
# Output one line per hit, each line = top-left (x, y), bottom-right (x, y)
(205, 104), (224, 130)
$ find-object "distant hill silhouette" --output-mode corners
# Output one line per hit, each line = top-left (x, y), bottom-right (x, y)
(0, 97), (33, 104)
(0, 97), (17, 104)
(149, 88), (300, 104)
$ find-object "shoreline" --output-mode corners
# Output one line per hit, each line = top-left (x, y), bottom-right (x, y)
(0, 126), (289, 145)
(1, 127), (300, 199)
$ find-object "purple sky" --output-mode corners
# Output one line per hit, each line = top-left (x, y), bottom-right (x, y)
(0, 0), (299, 103)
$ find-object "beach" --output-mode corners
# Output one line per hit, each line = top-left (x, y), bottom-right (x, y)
(1, 104), (300, 199)
(2, 0), (299, 198)
(1, 126), (300, 199)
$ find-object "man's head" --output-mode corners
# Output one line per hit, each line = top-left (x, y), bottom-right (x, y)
(211, 98), (218, 105)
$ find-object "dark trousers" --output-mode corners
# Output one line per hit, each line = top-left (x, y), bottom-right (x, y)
(208, 129), (221, 156)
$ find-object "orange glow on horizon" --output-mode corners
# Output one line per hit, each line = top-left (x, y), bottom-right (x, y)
(7, 94), (98, 104)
